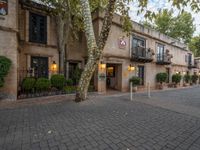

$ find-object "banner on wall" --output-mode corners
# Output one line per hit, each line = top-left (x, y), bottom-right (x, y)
(0, 0), (8, 16)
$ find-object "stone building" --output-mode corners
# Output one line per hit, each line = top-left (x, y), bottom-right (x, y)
(0, 0), (199, 100)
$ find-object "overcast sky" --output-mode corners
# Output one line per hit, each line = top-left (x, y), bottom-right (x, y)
(129, 0), (200, 36)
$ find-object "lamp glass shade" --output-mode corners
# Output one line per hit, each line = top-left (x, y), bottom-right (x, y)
(52, 61), (57, 71)
(128, 65), (135, 71)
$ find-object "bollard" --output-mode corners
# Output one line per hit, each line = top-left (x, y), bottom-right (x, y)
(147, 82), (151, 98)
(130, 82), (133, 101)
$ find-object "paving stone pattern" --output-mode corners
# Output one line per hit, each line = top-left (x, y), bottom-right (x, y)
(1, 90), (200, 150)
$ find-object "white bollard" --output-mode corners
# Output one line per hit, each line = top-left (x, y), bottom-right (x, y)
(130, 82), (133, 101)
(147, 82), (151, 98)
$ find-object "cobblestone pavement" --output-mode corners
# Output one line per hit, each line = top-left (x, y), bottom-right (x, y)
(1, 88), (200, 150)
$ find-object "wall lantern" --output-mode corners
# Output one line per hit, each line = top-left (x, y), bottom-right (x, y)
(99, 61), (106, 70)
(51, 61), (57, 71)
(128, 64), (135, 71)
(183, 71), (186, 75)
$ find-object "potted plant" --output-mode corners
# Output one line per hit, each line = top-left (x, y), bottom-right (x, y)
(172, 74), (182, 87)
(183, 74), (191, 86)
(129, 76), (141, 92)
(191, 74), (198, 85)
(156, 73), (168, 89)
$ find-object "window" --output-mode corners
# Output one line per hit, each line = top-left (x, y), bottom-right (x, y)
(137, 66), (144, 85)
(132, 36), (145, 48)
(188, 53), (192, 65)
(68, 62), (79, 79)
(31, 56), (48, 78)
(29, 12), (47, 44)
(132, 36), (146, 57)
(157, 43), (165, 61)
(166, 68), (170, 83)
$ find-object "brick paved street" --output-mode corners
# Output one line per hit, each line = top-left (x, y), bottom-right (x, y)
(1, 87), (200, 150)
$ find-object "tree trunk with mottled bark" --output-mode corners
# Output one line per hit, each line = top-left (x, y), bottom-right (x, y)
(55, 13), (71, 74)
(75, 0), (116, 102)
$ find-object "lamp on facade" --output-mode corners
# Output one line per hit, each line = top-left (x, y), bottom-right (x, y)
(183, 71), (186, 75)
(51, 61), (57, 71)
(128, 64), (135, 71)
(99, 61), (106, 70)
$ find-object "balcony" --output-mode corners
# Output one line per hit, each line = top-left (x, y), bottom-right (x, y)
(156, 53), (172, 65)
(188, 60), (198, 69)
(131, 46), (154, 63)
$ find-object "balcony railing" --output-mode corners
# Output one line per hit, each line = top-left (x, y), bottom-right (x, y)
(131, 46), (154, 63)
(188, 60), (198, 69)
(156, 53), (172, 65)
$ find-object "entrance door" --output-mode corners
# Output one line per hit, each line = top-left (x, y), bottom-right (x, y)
(106, 65), (116, 89)
(138, 66), (144, 85)
(166, 68), (170, 83)
(31, 56), (48, 78)
(106, 64), (122, 91)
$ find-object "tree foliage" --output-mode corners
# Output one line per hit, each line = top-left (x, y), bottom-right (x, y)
(189, 35), (200, 57)
(142, 9), (196, 44)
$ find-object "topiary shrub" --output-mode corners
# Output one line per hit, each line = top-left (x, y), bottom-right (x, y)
(22, 77), (36, 92)
(51, 74), (65, 90)
(35, 78), (51, 92)
(191, 74), (198, 84)
(130, 76), (141, 86)
(65, 79), (73, 86)
(156, 73), (168, 84)
(0, 56), (12, 87)
(172, 74), (182, 84)
(184, 74), (191, 83)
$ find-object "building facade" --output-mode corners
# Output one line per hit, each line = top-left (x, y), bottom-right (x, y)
(0, 0), (199, 100)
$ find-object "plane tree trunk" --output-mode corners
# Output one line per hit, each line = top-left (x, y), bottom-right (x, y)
(75, 0), (116, 102)
(55, 11), (71, 74)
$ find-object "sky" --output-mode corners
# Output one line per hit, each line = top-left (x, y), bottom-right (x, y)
(128, 0), (200, 36)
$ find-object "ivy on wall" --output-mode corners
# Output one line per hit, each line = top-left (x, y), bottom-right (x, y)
(0, 56), (11, 87)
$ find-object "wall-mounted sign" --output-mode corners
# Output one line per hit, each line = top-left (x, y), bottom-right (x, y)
(98, 73), (106, 81)
(118, 37), (126, 49)
(0, 0), (8, 16)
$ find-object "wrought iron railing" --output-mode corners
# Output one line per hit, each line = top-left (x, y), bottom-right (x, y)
(17, 69), (95, 99)
(156, 53), (172, 64)
(131, 47), (154, 61)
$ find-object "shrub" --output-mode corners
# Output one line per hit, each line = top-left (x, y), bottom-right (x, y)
(71, 67), (82, 85)
(156, 73), (168, 84)
(51, 74), (65, 90)
(191, 74), (198, 84)
(64, 86), (76, 93)
(35, 78), (51, 92)
(172, 74), (182, 84)
(22, 77), (36, 91)
(130, 76), (141, 86)
(0, 56), (12, 87)
(184, 74), (191, 83)
(65, 79), (73, 86)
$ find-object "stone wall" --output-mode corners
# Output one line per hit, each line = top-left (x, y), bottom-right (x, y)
(0, 0), (18, 100)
